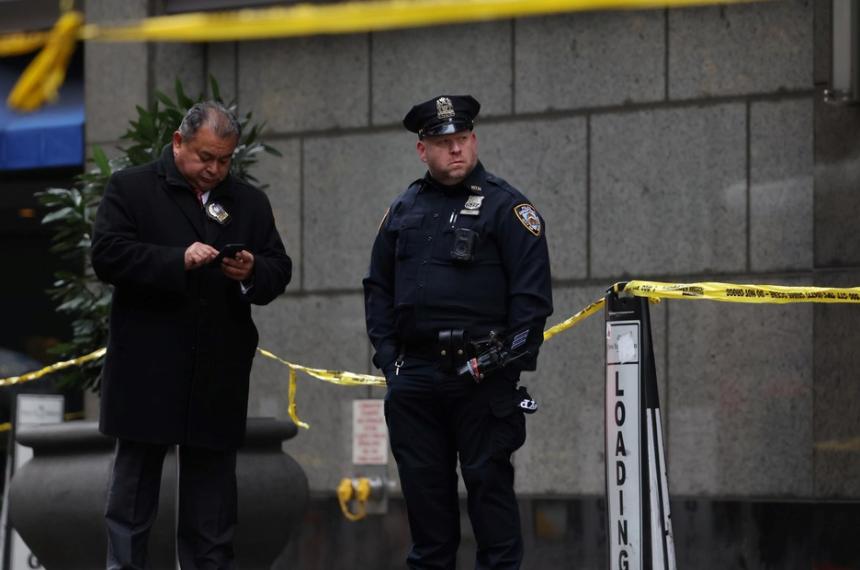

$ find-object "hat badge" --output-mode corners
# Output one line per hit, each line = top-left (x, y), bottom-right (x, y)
(436, 97), (455, 120)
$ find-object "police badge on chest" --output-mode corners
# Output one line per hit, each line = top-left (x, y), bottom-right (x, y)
(460, 195), (483, 216)
(205, 202), (231, 225)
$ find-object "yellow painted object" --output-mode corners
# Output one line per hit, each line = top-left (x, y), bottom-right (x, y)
(337, 477), (372, 522)
(0, 32), (51, 57)
(7, 11), (83, 112)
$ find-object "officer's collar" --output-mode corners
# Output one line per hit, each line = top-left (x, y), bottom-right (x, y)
(158, 144), (232, 198)
(424, 161), (487, 195)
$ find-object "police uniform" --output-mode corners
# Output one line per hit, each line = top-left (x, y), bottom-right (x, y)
(363, 95), (553, 569)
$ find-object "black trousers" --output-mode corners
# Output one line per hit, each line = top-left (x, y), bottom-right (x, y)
(384, 357), (527, 570)
(105, 439), (238, 570)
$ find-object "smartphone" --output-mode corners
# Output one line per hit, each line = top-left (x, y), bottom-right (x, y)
(214, 243), (246, 263)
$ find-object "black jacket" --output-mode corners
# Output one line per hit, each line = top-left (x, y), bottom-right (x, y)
(363, 162), (553, 374)
(92, 146), (292, 450)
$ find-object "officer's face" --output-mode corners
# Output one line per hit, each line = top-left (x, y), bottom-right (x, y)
(417, 130), (478, 186)
(172, 125), (238, 192)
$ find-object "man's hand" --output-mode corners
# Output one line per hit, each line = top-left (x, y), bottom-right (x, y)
(184, 242), (218, 269)
(221, 250), (255, 282)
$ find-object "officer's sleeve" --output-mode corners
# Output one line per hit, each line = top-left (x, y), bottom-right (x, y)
(362, 208), (399, 371)
(242, 193), (292, 306)
(91, 173), (186, 292)
(498, 201), (553, 373)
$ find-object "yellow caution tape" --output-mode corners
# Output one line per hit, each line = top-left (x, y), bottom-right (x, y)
(542, 295), (606, 341)
(287, 368), (309, 430)
(74, 0), (757, 43)
(620, 280), (860, 304)
(5, 278), (860, 429)
(256, 348), (385, 387)
(0, 347), (106, 388)
(257, 347), (385, 429)
(1, 0), (759, 111)
(6, 11), (83, 112)
(0, 32), (51, 57)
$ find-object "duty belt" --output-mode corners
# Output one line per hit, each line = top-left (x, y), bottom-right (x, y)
(402, 329), (481, 371)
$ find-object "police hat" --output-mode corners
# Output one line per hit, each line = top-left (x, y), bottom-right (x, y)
(403, 95), (481, 139)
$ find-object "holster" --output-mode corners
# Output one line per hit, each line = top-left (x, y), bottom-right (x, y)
(436, 329), (468, 371)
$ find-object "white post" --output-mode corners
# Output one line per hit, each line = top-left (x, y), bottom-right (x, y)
(605, 292), (676, 570)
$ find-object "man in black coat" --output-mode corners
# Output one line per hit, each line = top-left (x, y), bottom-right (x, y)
(92, 101), (291, 569)
(363, 95), (553, 569)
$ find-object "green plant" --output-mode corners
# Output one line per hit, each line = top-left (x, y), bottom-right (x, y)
(37, 76), (280, 391)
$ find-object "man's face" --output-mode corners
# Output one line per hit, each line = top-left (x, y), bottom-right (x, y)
(417, 130), (478, 186)
(172, 125), (238, 192)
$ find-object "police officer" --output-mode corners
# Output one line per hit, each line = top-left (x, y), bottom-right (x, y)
(363, 95), (553, 569)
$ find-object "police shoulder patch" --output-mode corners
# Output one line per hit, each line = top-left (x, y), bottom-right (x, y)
(513, 203), (541, 236)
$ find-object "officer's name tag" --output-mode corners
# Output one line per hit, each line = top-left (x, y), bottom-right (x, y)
(459, 209), (480, 216)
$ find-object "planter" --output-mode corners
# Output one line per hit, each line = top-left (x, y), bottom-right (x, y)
(8, 418), (308, 570)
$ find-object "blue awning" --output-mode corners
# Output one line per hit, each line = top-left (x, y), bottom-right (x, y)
(0, 65), (84, 171)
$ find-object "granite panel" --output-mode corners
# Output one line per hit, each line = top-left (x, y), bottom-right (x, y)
(302, 129), (419, 291)
(591, 104), (747, 278)
(813, 0), (831, 86)
(250, 293), (374, 492)
(515, 285), (667, 495)
(667, 276), (814, 497)
(251, 139), (302, 289)
(85, 0), (147, 22)
(515, 10), (664, 113)
(238, 36), (369, 134)
(478, 117), (588, 280)
(85, 43), (148, 144)
(84, 0), (150, 143)
(814, 93), (860, 267)
(668, 0), (813, 98)
(813, 270), (860, 499)
(371, 21), (512, 125)
(750, 98), (814, 272)
(206, 42), (238, 103)
(151, 43), (206, 100)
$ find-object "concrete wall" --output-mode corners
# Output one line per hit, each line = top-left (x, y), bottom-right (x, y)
(84, 0), (860, 501)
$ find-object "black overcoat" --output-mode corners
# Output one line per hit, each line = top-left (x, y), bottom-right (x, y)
(92, 146), (292, 450)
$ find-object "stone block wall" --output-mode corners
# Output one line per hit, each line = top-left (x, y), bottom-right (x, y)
(84, 0), (860, 502)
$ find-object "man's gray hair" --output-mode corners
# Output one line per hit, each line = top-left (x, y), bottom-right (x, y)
(177, 101), (241, 141)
